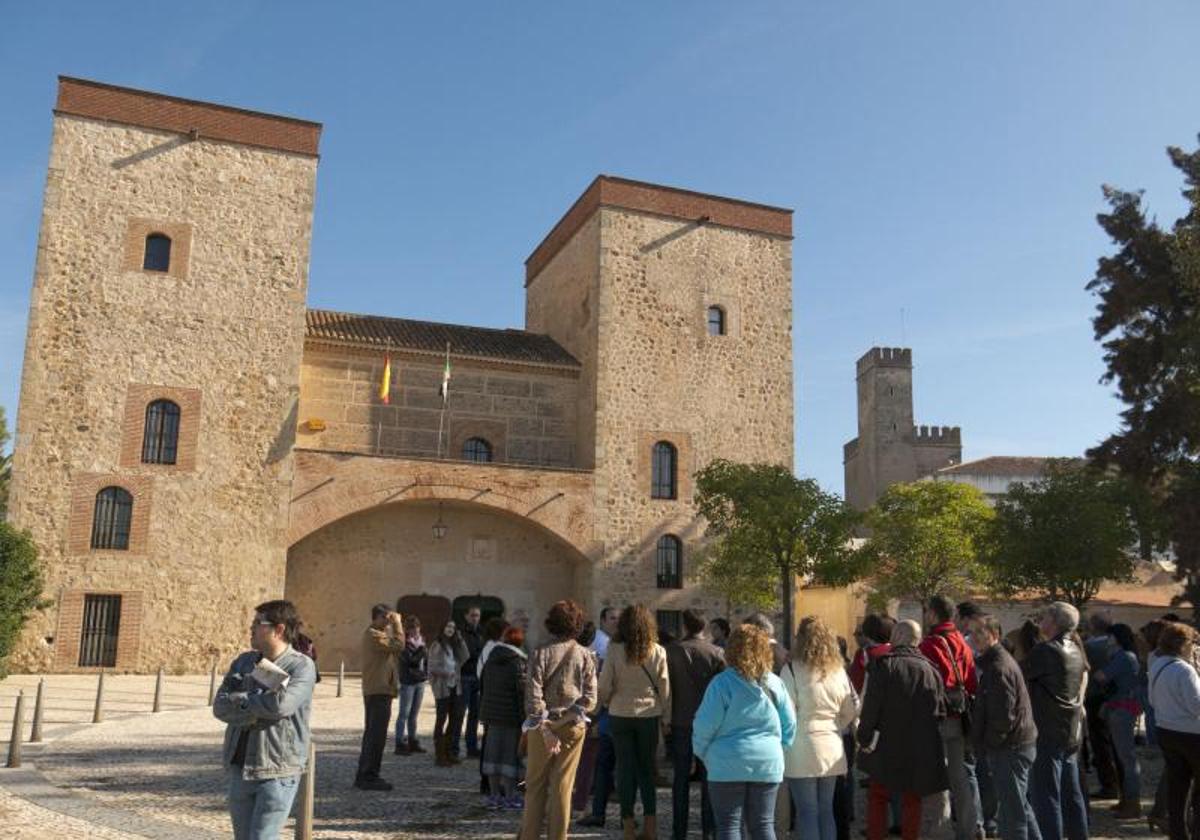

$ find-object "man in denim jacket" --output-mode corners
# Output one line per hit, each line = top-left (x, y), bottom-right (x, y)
(213, 600), (316, 840)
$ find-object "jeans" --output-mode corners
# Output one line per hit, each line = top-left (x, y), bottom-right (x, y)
(1029, 744), (1088, 840)
(671, 725), (713, 840)
(457, 673), (481, 753)
(356, 694), (393, 781)
(709, 781), (780, 840)
(1084, 699), (1118, 793)
(986, 744), (1041, 840)
(941, 717), (981, 840)
(611, 715), (660, 818)
(788, 776), (838, 840)
(1104, 708), (1140, 802)
(1156, 727), (1200, 840)
(590, 732), (616, 819)
(977, 744), (999, 833)
(228, 772), (300, 840)
(434, 691), (464, 742)
(396, 682), (425, 746)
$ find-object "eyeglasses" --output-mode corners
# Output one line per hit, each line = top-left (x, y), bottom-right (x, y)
(250, 620), (275, 630)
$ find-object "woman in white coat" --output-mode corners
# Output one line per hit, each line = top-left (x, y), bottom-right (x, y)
(781, 616), (858, 840)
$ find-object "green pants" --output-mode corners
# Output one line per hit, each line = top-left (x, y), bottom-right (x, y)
(611, 715), (661, 818)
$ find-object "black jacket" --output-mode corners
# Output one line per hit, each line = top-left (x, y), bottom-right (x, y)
(1023, 633), (1085, 752)
(479, 645), (526, 727)
(971, 643), (1037, 750)
(398, 643), (428, 685)
(665, 636), (725, 727)
(461, 622), (484, 675)
(856, 645), (949, 796)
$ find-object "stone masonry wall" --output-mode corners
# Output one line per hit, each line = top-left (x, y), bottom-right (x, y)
(8, 114), (317, 671)
(297, 347), (580, 468)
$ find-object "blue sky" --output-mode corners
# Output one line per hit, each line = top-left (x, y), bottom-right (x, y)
(1, 3), (1197, 495)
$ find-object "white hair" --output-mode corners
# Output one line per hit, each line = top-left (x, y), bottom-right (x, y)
(891, 619), (922, 646)
(1045, 602), (1080, 634)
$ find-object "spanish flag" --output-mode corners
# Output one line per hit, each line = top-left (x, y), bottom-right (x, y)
(379, 354), (392, 404)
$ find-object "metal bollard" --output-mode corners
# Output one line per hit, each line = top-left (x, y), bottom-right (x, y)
(152, 665), (164, 712)
(336, 660), (344, 698)
(92, 669), (105, 724)
(294, 740), (316, 839)
(6, 690), (25, 768)
(207, 660), (218, 706)
(30, 678), (45, 743)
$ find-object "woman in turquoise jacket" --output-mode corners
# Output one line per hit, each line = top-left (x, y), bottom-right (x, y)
(693, 624), (797, 840)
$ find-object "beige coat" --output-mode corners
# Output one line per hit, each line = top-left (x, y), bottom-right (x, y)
(597, 642), (671, 720)
(780, 660), (857, 778)
(361, 626), (405, 697)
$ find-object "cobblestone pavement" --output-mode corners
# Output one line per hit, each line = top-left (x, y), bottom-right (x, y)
(0, 673), (1169, 838)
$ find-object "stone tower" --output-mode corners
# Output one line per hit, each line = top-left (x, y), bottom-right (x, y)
(525, 176), (795, 617)
(8, 78), (320, 670)
(843, 347), (961, 512)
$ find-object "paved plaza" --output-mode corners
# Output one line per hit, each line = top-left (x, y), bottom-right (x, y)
(0, 673), (1168, 839)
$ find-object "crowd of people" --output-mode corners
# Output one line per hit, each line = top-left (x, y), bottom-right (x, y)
(212, 596), (1200, 840)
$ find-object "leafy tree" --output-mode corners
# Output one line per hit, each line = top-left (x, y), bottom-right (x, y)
(0, 406), (10, 519)
(1087, 138), (1200, 614)
(694, 532), (778, 618)
(694, 459), (859, 643)
(856, 480), (995, 605)
(986, 460), (1138, 608)
(0, 522), (44, 677)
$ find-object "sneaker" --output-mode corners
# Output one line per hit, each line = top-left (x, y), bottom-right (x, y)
(483, 794), (503, 811)
(503, 795), (525, 811)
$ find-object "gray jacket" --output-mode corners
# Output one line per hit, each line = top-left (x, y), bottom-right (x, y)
(213, 647), (315, 780)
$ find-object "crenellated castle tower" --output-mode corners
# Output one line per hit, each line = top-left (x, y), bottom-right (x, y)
(843, 347), (961, 511)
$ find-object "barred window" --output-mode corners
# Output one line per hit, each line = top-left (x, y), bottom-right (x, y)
(79, 594), (122, 668)
(463, 437), (492, 463)
(91, 487), (133, 551)
(656, 534), (682, 589)
(651, 441), (677, 499)
(707, 306), (726, 336)
(656, 609), (682, 641)
(143, 233), (172, 272)
(142, 399), (180, 465)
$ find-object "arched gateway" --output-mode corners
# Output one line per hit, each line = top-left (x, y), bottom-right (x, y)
(286, 450), (598, 669)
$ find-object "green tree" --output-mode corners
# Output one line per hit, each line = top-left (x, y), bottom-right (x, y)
(1087, 137), (1200, 614)
(0, 522), (44, 676)
(694, 532), (778, 618)
(986, 460), (1138, 608)
(694, 459), (859, 643)
(856, 480), (995, 605)
(0, 405), (11, 519)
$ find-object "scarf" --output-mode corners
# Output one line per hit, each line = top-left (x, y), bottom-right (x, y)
(406, 631), (424, 649)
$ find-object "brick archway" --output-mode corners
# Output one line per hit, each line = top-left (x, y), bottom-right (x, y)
(287, 449), (597, 558)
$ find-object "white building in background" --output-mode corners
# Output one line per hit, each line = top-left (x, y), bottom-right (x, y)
(929, 455), (1055, 504)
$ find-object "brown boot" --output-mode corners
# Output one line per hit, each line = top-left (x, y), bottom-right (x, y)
(639, 814), (658, 839)
(434, 735), (452, 767)
(622, 817), (638, 840)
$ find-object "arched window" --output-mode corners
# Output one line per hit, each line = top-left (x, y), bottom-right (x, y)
(143, 233), (172, 272)
(706, 305), (726, 336)
(463, 437), (492, 463)
(142, 399), (181, 464)
(656, 534), (682, 589)
(651, 441), (677, 499)
(91, 487), (133, 550)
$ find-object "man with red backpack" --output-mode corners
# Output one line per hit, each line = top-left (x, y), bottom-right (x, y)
(921, 595), (982, 840)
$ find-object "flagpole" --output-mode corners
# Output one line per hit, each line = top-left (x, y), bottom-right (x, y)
(436, 341), (450, 459)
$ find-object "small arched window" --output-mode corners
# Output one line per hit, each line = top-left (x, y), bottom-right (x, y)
(142, 399), (181, 465)
(143, 233), (172, 272)
(651, 441), (677, 499)
(706, 306), (726, 336)
(463, 437), (492, 463)
(91, 487), (133, 550)
(656, 535), (683, 589)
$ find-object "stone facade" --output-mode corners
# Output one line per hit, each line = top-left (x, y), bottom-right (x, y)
(843, 347), (962, 512)
(9, 79), (795, 672)
(8, 78), (318, 671)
